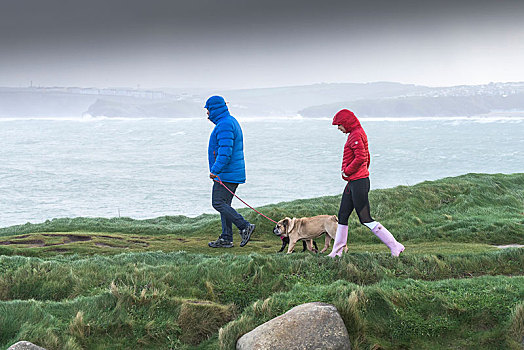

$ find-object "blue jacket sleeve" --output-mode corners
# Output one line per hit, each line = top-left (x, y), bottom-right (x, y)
(210, 121), (234, 175)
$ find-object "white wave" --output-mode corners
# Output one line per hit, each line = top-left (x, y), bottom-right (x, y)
(277, 115), (524, 123)
(237, 115), (304, 122)
(0, 116), (82, 122)
(165, 117), (202, 122)
(361, 116), (524, 122)
(1, 115), (523, 123)
(0, 115), (111, 122)
(0, 115), (158, 122)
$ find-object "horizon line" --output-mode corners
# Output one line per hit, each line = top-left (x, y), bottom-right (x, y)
(2, 80), (524, 91)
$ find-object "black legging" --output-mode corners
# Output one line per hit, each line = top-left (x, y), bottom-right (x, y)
(338, 177), (374, 225)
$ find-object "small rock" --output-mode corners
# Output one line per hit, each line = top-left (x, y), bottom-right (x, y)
(7, 341), (47, 350)
(237, 302), (351, 350)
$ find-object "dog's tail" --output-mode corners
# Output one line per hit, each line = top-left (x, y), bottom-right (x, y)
(332, 215), (338, 223)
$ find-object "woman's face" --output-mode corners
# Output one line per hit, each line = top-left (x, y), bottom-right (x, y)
(337, 124), (347, 133)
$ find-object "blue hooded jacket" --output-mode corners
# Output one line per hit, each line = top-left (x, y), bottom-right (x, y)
(206, 96), (246, 183)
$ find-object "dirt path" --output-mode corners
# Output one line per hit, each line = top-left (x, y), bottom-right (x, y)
(495, 244), (524, 249)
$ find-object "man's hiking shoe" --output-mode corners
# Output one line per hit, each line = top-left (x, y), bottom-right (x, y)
(208, 238), (233, 248)
(239, 224), (255, 247)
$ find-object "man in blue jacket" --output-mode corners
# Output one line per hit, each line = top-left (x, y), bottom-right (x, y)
(206, 95), (255, 248)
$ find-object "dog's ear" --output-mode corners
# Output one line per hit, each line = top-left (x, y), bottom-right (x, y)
(282, 217), (292, 232)
(287, 218), (296, 233)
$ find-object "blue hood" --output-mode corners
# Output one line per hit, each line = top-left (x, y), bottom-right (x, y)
(205, 95), (230, 124)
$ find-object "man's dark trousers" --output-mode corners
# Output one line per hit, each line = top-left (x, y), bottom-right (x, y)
(212, 181), (249, 242)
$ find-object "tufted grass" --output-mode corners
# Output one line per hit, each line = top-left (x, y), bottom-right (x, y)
(0, 173), (523, 349)
(1, 173), (523, 247)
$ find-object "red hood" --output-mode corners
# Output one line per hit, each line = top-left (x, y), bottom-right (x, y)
(332, 109), (362, 132)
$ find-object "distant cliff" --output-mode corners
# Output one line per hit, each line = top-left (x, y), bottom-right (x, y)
(299, 93), (524, 118)
(86, 98), (203, 118)
(0, 88), (98, 117)
(0, 87), (205, 118)
(2, 82), (524, 118)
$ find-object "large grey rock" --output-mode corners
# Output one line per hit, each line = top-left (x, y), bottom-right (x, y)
(7, 341), (46, 350)
(237, 302), (351, 350)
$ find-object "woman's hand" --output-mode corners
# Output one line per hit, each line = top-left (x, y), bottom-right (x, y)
(210, 172), (218, 179)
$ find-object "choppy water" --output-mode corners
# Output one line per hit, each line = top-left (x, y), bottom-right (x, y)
(1, 115), (523, 227)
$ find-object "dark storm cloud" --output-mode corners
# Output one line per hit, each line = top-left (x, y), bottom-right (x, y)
(2, 0), (519, 49)
(1, 0), (523, 87)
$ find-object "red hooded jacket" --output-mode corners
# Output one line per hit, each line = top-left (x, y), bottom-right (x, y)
(332, 109), (370, 181)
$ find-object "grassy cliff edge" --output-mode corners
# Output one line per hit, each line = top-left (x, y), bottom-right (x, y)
(1, 173), (523, 349)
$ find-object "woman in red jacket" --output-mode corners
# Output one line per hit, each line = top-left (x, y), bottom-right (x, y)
(328, 109), (405, 257)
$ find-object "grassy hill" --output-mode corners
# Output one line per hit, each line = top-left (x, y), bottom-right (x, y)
(299, 93), (524, 118)
(0, 173), (523, 349)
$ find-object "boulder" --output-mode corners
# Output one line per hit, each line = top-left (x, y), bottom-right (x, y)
(7, 341), (46, 350)
(237, 302), (351, 350)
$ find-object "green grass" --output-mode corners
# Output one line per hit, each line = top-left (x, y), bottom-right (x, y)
(219, 276), (524, 350)
(0, 231), (507, 258)
(0, 173), (523, 349)
(2, 172), (523, 245)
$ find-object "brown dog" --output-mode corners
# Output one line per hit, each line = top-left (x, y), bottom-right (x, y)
(273, 215), (347, 254)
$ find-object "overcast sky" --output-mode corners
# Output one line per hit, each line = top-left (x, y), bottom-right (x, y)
(1, 0), (523, 89)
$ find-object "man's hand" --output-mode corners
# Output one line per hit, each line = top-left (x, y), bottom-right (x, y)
(209, 172), (218, 180)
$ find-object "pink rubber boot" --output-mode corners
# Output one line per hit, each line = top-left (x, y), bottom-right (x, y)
(328, 224), (349, 258)
(371, 223), (405, 257)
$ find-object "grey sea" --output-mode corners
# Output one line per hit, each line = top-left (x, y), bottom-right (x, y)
(1, 115), (523, 227)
